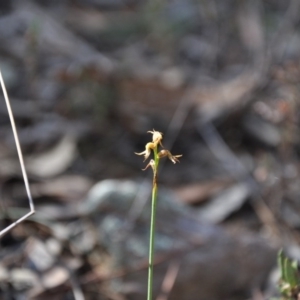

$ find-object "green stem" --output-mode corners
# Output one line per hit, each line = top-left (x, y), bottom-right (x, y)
(147, 146), (159, 300)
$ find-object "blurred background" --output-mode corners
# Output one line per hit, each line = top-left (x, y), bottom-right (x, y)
(1, 0), (300, 299)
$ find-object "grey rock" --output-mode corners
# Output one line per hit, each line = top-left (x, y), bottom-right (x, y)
(281, 201), (300, 228)
(0, 59), (19, 89)
(180, 36), (218, 64)
(196, 183), (250, 224)
(27, 238), (56, 272)
(243, 114), (281, 147)
(10, 268), (38, 291)
(76, 0), (127, 9)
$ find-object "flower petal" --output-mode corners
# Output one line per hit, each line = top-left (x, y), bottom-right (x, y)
(148, 129), (163, 146)
(158, 149), (182, 164)
(142, 159), (155, 171)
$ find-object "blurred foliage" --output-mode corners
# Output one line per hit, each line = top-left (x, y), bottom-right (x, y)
(274, 250), (300, 300)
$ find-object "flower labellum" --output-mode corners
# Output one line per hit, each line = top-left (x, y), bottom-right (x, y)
(158, 149), (182, 164)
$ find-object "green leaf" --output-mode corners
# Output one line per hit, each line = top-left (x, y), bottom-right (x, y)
(284, 256), (298, 288)
(278, 249), (285, 281)
(291, 259), (298, 271)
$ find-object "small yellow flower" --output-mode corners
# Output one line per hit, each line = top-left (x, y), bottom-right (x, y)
(135, 130), (182, 168)
(158, 149), (182, 164)
(148, 129), (163, 147)
(135, 142), (156, 161)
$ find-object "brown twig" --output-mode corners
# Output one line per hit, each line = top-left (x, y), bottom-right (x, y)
(156, 260), (180, 300)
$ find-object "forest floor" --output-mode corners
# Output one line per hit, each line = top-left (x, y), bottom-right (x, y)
(1, 1), (300, 299)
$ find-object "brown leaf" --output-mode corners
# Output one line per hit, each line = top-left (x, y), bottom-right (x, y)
(31, 175), (93, 201)
(26, 136), (77, 178)
(173, 179), (231, 205)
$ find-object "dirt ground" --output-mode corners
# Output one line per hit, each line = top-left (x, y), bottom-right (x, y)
(1, 1), (300, 299)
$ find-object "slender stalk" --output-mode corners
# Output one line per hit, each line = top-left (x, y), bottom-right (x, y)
(147, 146), (159, 300)
(135, 129), (181, 300)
